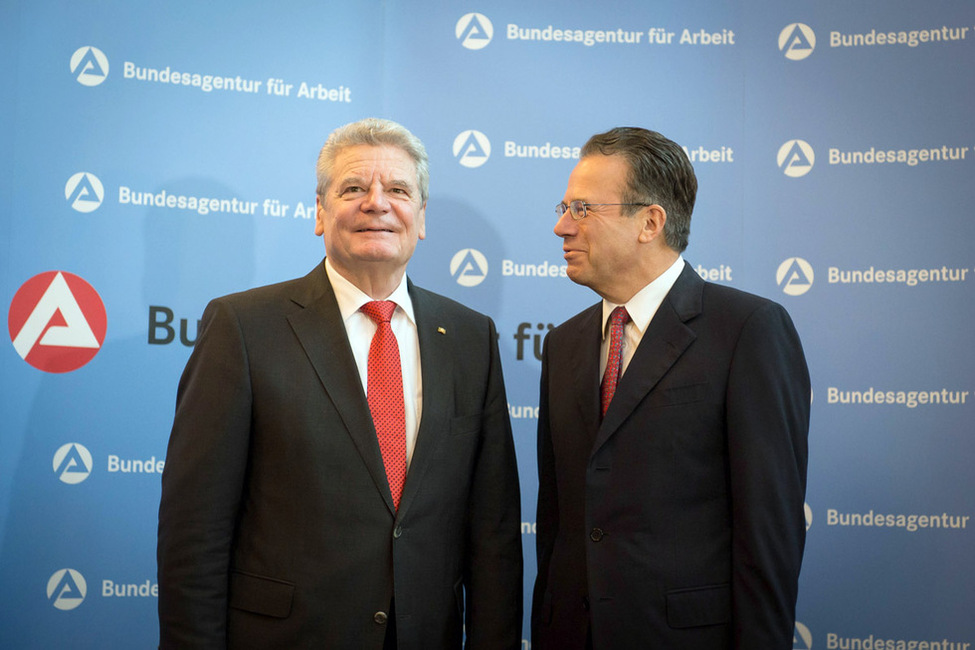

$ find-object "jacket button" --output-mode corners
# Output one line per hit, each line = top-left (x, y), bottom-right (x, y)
(590, 527), (604, 542)
(393, 526), (402, 539)
(373, 611), (388, 625)
(582, 595), (590, 611)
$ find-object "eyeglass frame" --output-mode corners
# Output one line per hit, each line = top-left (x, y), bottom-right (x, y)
(555, 200), (651, 221)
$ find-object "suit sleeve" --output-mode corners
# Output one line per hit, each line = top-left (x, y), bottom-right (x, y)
(726, 301), (810, 648)
(464, 317), (524, 650)
(157, 298), (253, 648)
(531, 332), (557, 641)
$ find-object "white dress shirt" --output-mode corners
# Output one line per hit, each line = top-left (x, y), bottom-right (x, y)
(325, 259), (422, 470)
(599, 256), (685, 379)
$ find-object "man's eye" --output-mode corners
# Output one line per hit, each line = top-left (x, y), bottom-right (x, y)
(341, 186), (364, 195)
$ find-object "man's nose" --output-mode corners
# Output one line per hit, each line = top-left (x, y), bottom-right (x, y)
(554, 208), (576, 237)
(361, 184), (390, 211)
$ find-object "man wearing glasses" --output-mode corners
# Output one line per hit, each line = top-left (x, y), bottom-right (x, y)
(532, 127), (810, 649)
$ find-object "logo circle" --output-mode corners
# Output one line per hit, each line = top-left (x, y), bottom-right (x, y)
(53, 443), (94, 484)
(794, 621), (813, 649)
(47, 569), (88, 610)
(453, 130), (491, 168)
(778, 23), (816, 60)
(8, 271), (108, 373)
(450, 249), (489, 287)
(70, 46), (109, 86)
(456, 13), (494, 50)
(776, 258), (815, 296)
(65, 172), (105, 213)
(777, 140), (815, 178)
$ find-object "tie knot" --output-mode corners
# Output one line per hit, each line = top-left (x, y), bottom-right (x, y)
(361, 300), (397, 324)
(609, 306), (630, 328)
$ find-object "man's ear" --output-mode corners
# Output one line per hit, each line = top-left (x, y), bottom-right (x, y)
(314, 195), (326, 236)
(417, 201), (427, 240)
(638, 204), (667, 244)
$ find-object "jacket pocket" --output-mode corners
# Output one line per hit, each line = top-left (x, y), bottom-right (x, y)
(648, 380), (708, 408)
(449, 412), (482, 436)
(665, 583), (730, 628)
(229, 570), (295, 618)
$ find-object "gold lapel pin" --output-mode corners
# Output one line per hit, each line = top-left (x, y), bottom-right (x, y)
(437, 327), (447, 335)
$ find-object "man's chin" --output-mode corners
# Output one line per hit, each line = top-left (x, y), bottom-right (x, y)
(564, 266), (587, 286)
(350, 244), (415, 267)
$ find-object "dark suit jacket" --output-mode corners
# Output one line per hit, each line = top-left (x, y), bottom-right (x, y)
(158, 260), (522, 649)
(532, 262), (809, 649)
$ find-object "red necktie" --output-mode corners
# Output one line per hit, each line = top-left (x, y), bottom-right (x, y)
(600, 306), (630, 417)
(360, 301), (406, 509)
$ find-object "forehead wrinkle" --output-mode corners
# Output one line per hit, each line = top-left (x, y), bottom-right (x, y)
(329, 145), (420, 197)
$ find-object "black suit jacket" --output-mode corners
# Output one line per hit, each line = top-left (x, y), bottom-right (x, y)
(158, 260), (523, 649)
(532, 262), (809, 649)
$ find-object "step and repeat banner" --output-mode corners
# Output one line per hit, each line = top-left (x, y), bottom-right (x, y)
(2, 0), (973, 647)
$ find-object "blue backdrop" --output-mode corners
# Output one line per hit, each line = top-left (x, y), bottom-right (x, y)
(2, 1), (973, 647)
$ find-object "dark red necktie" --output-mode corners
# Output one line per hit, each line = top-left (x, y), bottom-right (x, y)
(360, 301), (406, 509)
(600, 306), (630, 417)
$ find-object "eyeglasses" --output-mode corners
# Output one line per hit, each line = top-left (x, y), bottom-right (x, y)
(555, 200), (651, 221)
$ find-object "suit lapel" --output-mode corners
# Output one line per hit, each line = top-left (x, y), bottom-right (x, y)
(571, 305), (603, 440)
(592, 263), (703, 456)
(395, 283), (449, 521)
(286, 262), (395, 512)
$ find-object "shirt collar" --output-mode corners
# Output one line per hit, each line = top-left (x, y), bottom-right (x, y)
(601, 255), (684, 339)
(325, 258), (416, 326)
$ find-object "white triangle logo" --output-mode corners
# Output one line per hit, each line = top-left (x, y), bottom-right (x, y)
(12, 272), (100, 358)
